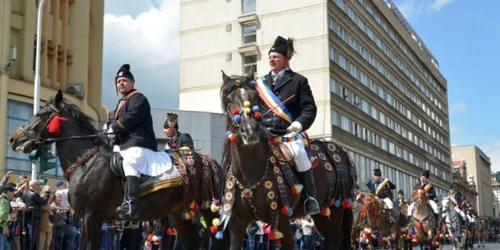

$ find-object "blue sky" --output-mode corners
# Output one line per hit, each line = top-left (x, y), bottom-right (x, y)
(102, 0), (499, 171)
(393, 0), (500, 171)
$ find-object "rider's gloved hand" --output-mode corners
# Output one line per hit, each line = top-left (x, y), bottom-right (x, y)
(287, 121), (303, 134)
(107, 127), (115, 139)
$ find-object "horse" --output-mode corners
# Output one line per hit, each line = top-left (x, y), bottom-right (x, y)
(410, 188), (437, 250)
(359, 193), (398, 250)
(397, 197), (413, 250)
(475, 219), (486, 248)
(216, 70), (357, 250)
(442, 197), (467, 250)
(9, 90), (228, 250)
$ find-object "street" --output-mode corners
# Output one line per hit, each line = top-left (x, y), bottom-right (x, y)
(441, 243), (500, 250)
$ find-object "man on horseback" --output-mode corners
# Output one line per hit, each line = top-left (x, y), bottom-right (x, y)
(259, 35), (320, 215)
(408, 170), (440, 227)
(396, 190), (407, 207)
(163, 112), (194, 150)
(106, 64), (163, 219)
(447, 185), (468, 225)
(366, 168), (397, 223)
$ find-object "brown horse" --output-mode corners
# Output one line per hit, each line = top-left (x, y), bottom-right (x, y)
(360, 193), (397, 250)
(9, 90), (228, 250)
(411, 188), (436, 249)
(215, 71), (356, 250)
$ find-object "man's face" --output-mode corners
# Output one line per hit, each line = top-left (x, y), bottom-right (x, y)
(398, 194), (403, 199)
(449, 188), (455, 195)
(6, 190), (15, 200)
(421, 176), (427, 183)
(116, 77), (134, 94)
(374, 176), (381, 182)
(58, 184), (66, 190)
(268, 52), (287, 73)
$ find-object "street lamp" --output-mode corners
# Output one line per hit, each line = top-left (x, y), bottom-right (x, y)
(32, 0), (47, 180)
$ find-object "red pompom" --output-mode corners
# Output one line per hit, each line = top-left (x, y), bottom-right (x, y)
(210, 226), (218, 234)
(47, 115), (68, 134)
(147, 234), (153, 241)
(342, 199), (350, 208)
(254, 112), (261, 119)
(232, 108), (240, 115)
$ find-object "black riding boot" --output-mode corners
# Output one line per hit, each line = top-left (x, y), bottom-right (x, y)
(300, 169), (320, 215)
(435, 213), (440, 228)
(117, 176), (140, 219)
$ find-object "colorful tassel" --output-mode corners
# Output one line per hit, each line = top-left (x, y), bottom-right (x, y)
(233, 114), (241, 123)
(234, 80), (241, 86)
(212, 218), (221, 227)
(342, 198), (350, 208)
(244, 107), (251, 114)
(152, 235), (161, 245)
(144, 241), (152, 249)
(250, 80), (256, 87)
(47, 115), (68, 134)
(252, 105), (259, 112)
(280, 205), (293, 217)
(231, 108), (240, 115)
(210, 203), (220, 213)
(243, 101), (250, 107)
(228, 133), (237, 143)
(327, 199), (335, 207)
(254, 112), (261, 119)
(290, 184), (303, 195)
(210, 226), (218, 234)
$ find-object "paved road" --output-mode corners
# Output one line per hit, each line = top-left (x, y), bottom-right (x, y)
(440, 243), (500, 250)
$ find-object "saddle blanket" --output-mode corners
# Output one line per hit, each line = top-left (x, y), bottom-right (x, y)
(116, 146), (180, 179)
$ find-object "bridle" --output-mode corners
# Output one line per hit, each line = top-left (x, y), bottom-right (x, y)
(18, 103), (65, 146)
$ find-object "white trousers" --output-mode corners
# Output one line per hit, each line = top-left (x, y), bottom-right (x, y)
(383, 198), (394, 210)
(114, 146), (173, 178)
(284, 135), (311, 172)
(442, 207), (467, 221)
(408, 200), (439, 216)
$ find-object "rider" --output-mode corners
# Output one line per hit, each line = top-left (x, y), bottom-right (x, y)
(447, 185), (468, 225)
(259, 35), (319, 215)
(407, 170), (440, 227)
(366, 168), (397, 223)
(163, 112), (194, 150)
(106, 64), (158, 219)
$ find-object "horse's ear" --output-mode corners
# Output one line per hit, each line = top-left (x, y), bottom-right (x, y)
(246, 67), (254, 80)
(221, 70), (231, 83)
(55, 89), (63, 106)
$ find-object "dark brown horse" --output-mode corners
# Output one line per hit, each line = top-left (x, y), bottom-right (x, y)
(360, 193), (398, 250)
(215, 71), (357, 250)
(9, 90), (228, 250)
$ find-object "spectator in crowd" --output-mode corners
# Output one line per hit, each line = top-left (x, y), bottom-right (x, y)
(38, 188), (54, 250)
(24, 180), (51, 250)
(55, 181), (69, 209)
(300, 216), (315, 250)
(0, 183), (15, 250)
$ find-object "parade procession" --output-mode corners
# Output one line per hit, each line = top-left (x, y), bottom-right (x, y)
(0, 0), (499, 250)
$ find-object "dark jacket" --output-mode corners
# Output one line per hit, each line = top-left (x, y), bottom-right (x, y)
(451, 191), (463, 208)
(366, 178), (396, 200)
(166, 131), (194, 150)
(259, 70), (317, 135)
(421, 181), (438, 202)
(110, 89), (157, 151)
(23, 188), (50, 218)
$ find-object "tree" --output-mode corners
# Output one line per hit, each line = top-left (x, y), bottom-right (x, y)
(494, 171), (500, 183)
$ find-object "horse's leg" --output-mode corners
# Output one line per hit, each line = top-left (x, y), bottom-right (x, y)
(340, 208), (353, 250)
(171, 215), (201, 250)
(200, 210), (230, 250)
(80, 213), (103, 250)
(227, 217), (246, 250)
(276, 216), (295, 250)
(313, 209), (344, 250)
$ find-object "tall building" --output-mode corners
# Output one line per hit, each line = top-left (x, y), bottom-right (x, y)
(180, 0), (452, 197)
(452, 145), (494, 217)
(451, 159), (478, 211)
(491, 177), (500, 217)
(0, 0), (105, 182)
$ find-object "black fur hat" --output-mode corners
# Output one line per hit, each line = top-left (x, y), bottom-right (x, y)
(373, 168), (382, 177)
(268, 36), (294, 58)
(115, 64), (135, 82)
(421, 170), (430, 178)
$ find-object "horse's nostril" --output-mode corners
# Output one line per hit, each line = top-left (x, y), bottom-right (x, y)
(9, 137), (14, 144)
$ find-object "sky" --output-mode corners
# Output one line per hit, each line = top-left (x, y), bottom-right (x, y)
(102, 0), (499, 172)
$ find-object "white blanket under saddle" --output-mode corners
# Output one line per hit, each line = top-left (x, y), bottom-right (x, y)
(114, 146), (180, 178)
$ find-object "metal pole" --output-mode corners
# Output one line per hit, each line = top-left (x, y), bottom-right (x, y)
(32, 0), (46, 180)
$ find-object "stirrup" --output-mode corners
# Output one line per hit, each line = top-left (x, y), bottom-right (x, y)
(304, 197), (320, 215)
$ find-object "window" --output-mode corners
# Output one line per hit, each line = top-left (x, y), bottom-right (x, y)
(347, 7), (355, 20)
(330, 77), (337, 94)
(386, 92), (393, 105)
(360, 72), (368, 86)
(352, 123), (360, 137)
(378, 87), (384, 99)
(338, 54), (347, 70)
(242, 0), (255, 14)
(361, 100), (369, 113)
(349, 64), (358, 78)
(242, 54), (257, 75)
(331, 110), (339, 126)
(6, 101), (34, 172)
(389, 141), (395, 154)
(348, 36), (357, 49)
(328, 16), (336, 31)
(336, 0), (344, 10)
(381, 137), (387, 151)
(341, 115), (350, 132)
(370, 106), (378, 120)
(379, 112), (386, 125)
(337, 26), (346, 40)
(358, 19), (365, 30)
(329, 46), (335, 61)
(242, 23), (257, 45)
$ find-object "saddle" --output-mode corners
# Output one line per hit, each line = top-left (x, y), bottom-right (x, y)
(110, 152), (183, 197)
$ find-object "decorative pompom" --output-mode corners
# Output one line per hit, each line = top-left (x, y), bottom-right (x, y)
(144, 241), (152, 249)
(250, 80), (256, 87)
(252, 105), (259, 112)
(244, 107), (251, 114)
(233, 114), (241, 123)
(273, 231), (283, 239)
(281, 205), (293, 217)
(232, 108), (240, 115)
(290, 184), (303, 195)
(152, 235), (160, 245)
(243, 101), (251, 107)
(327, 199), (335, 207)
(166, 228), (177, 235)
(275, 137), (282, 143)
(269, 137), (276, 144)
(334, 199), (341, 207)
(234, 80), (241, 86)
(215, 231), (224, 239)
(210, 203), (220, 213)
(321, 207), (331, 216)
(416, 222), (423, 231)
(254, 112), (261, 119)
(200, 200), (209, 209)
(212, 218), (221, 227)
(47, 115), (68, 134)
(228, 134), (237, 143)
(210, 226), (218, 234)
(342, 198), (350, 208)
(147, 234), (153, 241)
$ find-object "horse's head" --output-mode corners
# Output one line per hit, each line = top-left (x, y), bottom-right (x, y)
(10, 90), (97, 153)
(412, 188), (427, 206)
(220, 69), (261, 146)
(361, 194), (382, 227)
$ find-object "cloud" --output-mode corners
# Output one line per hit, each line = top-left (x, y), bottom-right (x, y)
(429, 0), (455, 10)
(450, 101), (467, 114)
(450, 123), (459, 137)
(102, 0), (180, 110)
(480, 142), (500, 173)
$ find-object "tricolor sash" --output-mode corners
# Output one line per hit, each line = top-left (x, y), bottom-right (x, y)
(375, 178), (389, 196)
(254, 76), (293, 123)
(423, 182), (433, 193)
(449, 195), (459, 207)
